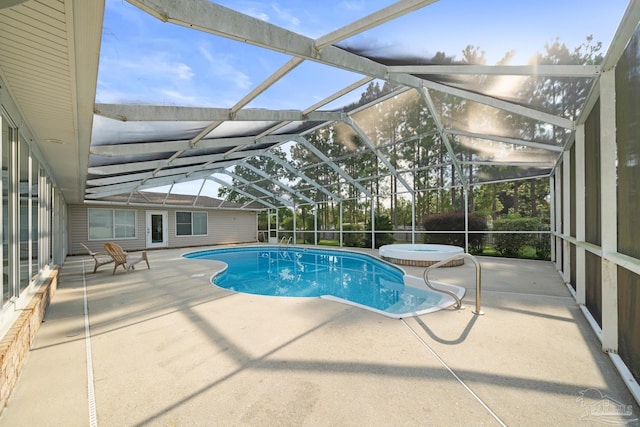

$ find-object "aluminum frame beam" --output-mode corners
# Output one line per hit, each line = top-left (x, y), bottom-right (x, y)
(208, 175), (277, 209)
(94, 104), (345, 123)
(238, 161), (315, 205)
(387, 64), (600, 77)
(445, 129), (564, 152)
(294, 136), (373, 198)
(262, 152), (342, 203)
(344, 117), (414, 194)
(222, 170), (293, 207)
(90, 135), (289, 157)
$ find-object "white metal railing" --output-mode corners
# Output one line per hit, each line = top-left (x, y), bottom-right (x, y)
(423, 253), (484, 315)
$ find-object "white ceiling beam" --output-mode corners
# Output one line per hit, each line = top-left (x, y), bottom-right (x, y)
(95, 104), (344, 122)
(263, 152), (341, 202)
(238, 161), (315, 205)
(87, 159), (240, 187)
(388, 65), (600, 77)
(222, 170), (293, 207)
(294, 136), (373, 198)
(208, 176), (277, 209)
(90, 134), (288, 157)
(459, 161), (555, 168)
(445, 129), (564, 152)
(315, 0), (438, 49)
(344, 117), (414, 194)
(88, 146), (265, 175)
(127, 0), (401, 82)
(85, 168), (216, 199)
(419, 87), (468, 188)
(421, 79), (575, 130)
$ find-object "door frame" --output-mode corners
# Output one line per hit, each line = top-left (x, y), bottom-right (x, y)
(145, 210), (168, 248)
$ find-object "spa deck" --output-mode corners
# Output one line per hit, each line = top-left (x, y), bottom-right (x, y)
(1, 245), (638, 426)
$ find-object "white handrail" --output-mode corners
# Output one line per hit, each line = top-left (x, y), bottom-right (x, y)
(423, 253), (483, 315)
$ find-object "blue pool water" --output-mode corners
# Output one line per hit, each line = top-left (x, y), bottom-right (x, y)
(184, 246), (458, 318)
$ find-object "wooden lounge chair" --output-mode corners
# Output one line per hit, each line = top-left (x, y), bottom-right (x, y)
(80, 243), (115, 274)
(104, 242), (150, 274)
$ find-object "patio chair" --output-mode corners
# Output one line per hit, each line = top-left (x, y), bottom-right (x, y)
(104, 242), (150, 274)
(80, 243), (115, 274)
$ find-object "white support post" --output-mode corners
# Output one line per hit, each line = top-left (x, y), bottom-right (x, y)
(575, 125), (586, 305)
(549, 174), (556, 263)
(600, 67), (618, 353)
(339, 201), (343, 248)
(562, 150), (571, 284)
(314, 206), (318, 246)
(555, 168), (563, 272)
(371, 196), (376, 250)
(464, 187), (469, 253)
(292, 205), (297, 245)
(411, 192), (416, 244)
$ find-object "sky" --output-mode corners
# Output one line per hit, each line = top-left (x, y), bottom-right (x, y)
(95, 0), (631, 198)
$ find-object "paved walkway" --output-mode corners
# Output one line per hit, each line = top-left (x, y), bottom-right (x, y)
(1, 245), (638, 426)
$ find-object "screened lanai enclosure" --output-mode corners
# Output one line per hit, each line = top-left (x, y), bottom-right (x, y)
(1, 0), (640, 409)
(84, 0), (640, 402)
(89, 0), (611, 258)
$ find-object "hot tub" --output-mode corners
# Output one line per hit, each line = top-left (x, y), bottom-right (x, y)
(379, 244), (465, 267)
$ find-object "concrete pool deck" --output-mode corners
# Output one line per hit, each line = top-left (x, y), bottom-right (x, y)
(1, 244), (639, 426)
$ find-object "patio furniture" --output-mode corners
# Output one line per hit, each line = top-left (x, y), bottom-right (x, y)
(80, 243), (115, 274)
(104, 242), (150, 274)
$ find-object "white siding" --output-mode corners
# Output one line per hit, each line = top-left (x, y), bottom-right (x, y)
(68, 204), (257, 255)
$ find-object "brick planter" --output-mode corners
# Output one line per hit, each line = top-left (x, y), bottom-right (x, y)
(0, 268), (59, 413)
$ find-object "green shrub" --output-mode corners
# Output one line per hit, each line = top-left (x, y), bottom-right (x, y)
(422, 212), (487, 254)
(342, 223), (364, 248)
(364, 215), (395, 249)
(493, 217), (549, 259)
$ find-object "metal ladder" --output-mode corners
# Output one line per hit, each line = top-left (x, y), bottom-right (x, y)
(422, 253), (484, 315)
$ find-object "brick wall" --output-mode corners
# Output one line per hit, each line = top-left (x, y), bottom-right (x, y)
(0, 268), (59, 412)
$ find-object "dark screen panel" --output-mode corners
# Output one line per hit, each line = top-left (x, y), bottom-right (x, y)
(585, 251), (602, 328)
(584, 101), (601, 246)
(618, 266), (640, 381)
(616, 27), (640, 259)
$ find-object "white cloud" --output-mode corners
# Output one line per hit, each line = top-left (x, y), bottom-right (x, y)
(198, 44), (252, 90)
(242, 7), (270, 22)
(271, 3), (300, 28)
(340, 1), (366, 12)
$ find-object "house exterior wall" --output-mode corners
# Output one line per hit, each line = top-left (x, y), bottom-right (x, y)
(68, 204), (257, 255)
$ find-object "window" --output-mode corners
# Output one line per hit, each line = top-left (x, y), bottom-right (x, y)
(176, 211), (207, 236)
(88, 208), (136, 240)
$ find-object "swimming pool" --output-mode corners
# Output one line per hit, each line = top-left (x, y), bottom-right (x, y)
(183, 246), (466, 318)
